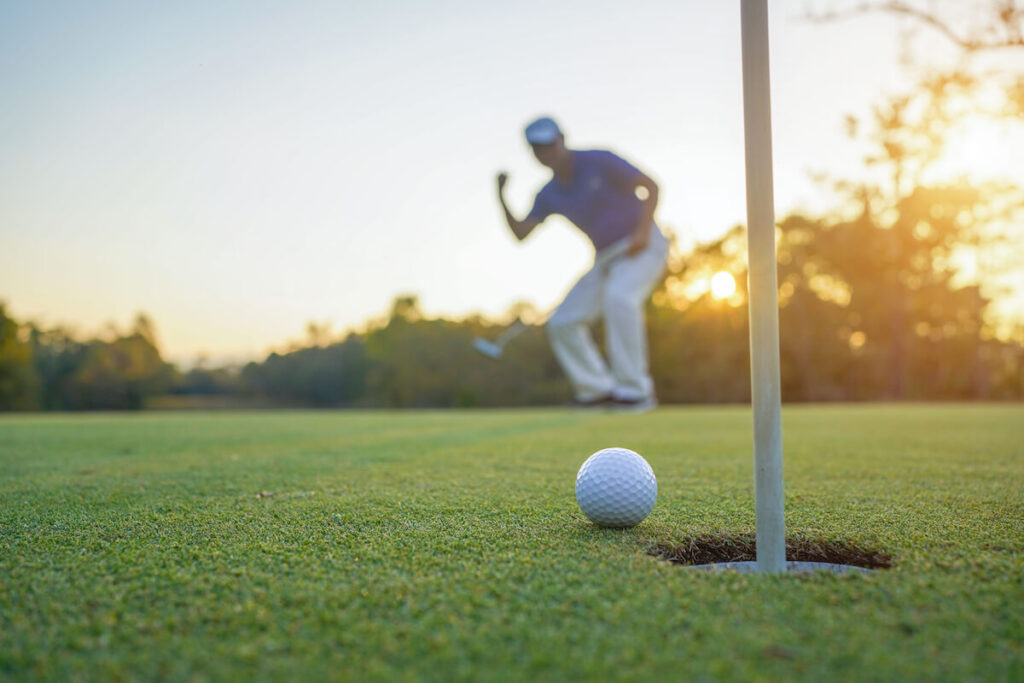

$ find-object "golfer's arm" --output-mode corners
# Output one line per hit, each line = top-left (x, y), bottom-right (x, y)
(499, 193), (540, 241)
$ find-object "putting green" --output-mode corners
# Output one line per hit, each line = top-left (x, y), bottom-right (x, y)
(1, 405), (1021, 680)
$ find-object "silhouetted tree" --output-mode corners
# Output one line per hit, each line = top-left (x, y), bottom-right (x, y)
(241, 334), (369, 406)
(0, 304), (39, 410)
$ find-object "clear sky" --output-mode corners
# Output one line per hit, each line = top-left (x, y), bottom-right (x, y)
(2, 0), (1021, 364)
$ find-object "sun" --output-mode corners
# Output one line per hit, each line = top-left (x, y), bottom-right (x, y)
(710, 271), (736, 300)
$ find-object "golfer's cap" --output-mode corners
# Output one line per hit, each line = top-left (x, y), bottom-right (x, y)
(524, 116), (561, 145)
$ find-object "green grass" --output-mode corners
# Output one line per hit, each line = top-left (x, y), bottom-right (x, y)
(1, 405), (1022, 681)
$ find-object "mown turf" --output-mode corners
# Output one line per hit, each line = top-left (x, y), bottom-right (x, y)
(1, 405), (1022, 681)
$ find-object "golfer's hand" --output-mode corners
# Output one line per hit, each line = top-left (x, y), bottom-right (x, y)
(627, 231), (649, 256)
(496, 172), (508, 193)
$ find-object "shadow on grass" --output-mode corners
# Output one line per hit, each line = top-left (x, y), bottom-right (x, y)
(647, 531), (893, 569)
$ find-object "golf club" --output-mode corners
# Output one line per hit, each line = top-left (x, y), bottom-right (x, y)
(473, 320), (527, 359)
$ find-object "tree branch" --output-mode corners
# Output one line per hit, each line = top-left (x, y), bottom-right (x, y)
(805, 1), (1024, 53)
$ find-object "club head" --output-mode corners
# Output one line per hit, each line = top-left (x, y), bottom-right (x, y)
(473, 338), (503, 359)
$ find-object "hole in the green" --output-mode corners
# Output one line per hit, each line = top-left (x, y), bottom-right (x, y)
(648, 532), (892, 569)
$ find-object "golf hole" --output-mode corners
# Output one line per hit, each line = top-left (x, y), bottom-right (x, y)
(647, 532), (892, 571)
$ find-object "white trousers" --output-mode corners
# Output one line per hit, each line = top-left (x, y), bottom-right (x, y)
(547, 225), (668, 402)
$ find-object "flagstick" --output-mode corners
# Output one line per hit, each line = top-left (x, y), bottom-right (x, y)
(740, 0), (786, 573)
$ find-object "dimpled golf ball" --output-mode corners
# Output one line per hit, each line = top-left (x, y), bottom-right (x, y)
(575, 447), (657, 528)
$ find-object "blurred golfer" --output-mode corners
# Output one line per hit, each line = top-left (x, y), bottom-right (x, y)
(497, 116), (668, 411)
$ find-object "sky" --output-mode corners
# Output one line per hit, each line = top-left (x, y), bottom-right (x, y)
(2, 0), (1022, 364)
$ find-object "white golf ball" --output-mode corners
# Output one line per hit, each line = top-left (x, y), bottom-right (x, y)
(575, 447), (657, 528)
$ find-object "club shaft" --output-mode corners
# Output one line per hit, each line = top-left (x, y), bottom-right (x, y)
(494, 321), (526, 345)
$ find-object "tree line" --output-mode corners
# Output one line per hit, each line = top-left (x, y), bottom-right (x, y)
(2, 228), (1021, 410)
(0, 310), (174, 410)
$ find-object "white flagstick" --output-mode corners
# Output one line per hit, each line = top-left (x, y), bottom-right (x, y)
(740, 0), (786, 573)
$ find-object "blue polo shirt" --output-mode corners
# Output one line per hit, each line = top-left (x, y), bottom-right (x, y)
(527, 149), (645, 251)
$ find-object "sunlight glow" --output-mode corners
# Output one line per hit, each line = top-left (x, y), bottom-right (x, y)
(928, 115), (1024, 184)
(710, 271), (737, 300)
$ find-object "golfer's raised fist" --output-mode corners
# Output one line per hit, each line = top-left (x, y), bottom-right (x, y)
(496, 172), (508, 192)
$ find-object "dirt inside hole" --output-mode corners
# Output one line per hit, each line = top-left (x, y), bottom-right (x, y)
(648, 532), (892, 569)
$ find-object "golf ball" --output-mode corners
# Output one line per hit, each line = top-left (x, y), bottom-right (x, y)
(575, 447), (657, 528)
